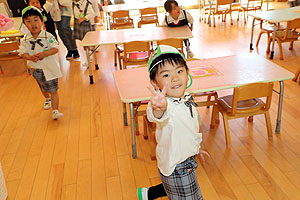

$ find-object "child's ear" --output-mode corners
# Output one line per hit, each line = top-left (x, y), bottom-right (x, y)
(150, 80), (159, 91)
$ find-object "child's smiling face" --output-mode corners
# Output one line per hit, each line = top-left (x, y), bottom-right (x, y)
(152, 62), (189, 99)
(29, 0), (41, 10)
(169, 3), (180, 19)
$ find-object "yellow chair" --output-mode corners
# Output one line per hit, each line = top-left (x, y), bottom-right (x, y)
(157, 38), (185, 57)
(211, 0), (233, 27)
(266, 18), (300, 60)
(138, 7), (159, 28)
(238, 0), (262, 23)
(210, 82), (274, 147)
(0, 41), (27, 75)
(120, 41), (151, 70)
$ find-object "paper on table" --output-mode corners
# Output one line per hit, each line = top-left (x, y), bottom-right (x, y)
(190, 65), (222, 78)
(0, 29), (19, 35)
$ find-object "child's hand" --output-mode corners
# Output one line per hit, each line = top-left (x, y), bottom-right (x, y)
(94, 16), (99, 23)
(148, 83), (167, 112)
(29, 55), (39, 62)
(34, 52), (47, 60)
(197, 149), (210, 162)
(78, 17), (86, 24)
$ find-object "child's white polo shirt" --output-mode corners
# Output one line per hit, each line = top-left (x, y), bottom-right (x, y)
(147, 92), (202, 176)
(18, 30), (62, 81)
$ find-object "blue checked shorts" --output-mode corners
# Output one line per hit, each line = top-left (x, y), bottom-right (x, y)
(159, 156), (203, 200)
(32, 69), (58, 93)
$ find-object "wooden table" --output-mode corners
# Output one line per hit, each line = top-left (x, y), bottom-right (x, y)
(249, 6), (300, 59)
(102, 1), (164, 29)
(113, 54), (294, 158)
(81, 25), (193, 84)
(0, 17), (23, 39)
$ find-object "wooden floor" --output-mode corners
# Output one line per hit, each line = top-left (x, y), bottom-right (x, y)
(1, 2), (300, 200)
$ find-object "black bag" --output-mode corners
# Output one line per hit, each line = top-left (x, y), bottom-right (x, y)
(7, 0), (27, 17)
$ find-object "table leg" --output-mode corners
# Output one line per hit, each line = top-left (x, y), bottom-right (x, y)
(86, 47), (94, 84)
(250, 18), (255, 51)
(270, 23), (277, 60)
(275, 81), (284, 133)
(129, 103), (137, 158)
(93, 48), (99, 70)
(123, 103), (128, 126)
(106, 12), (111, 30)
(186, 41), (190, 59)
(208, 1), (212, 27)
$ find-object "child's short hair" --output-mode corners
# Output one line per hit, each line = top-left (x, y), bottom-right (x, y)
(148, 45), (188, 81)
(22, 6), (43, 22)
(164, 0), (178, 13)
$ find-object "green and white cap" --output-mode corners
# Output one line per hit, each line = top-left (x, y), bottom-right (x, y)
(20, 6), (43, 34)
(148, 45), (192, 88)
(22, 6), (42, 19)
(148, 45), (185, 73)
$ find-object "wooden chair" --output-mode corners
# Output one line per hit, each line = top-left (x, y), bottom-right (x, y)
(110, 10), (135, 69)
(266, 18), (300, 60)
(238, 0), (262, 23)
(110, 10), (134, 30)
(138, 7), (159, 28)
(256, 20), (286, 47)
(0, 41), (27, 75)
(211, 0), (233, 27)
(120, 41), (151, 70)
(210, 82), (274, 147)
(200, 0), (216, 23)
(157, 38), (185, 57)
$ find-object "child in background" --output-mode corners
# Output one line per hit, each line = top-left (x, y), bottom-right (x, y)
(162, 0), (194, 58)
(52, 0), (80, 60)
(138, 45), (208, 200)
(98, 0), (112, 25)
(28, 0), (57, 39)
(18, 6), (63, 120)
(72, 0), (96, 41)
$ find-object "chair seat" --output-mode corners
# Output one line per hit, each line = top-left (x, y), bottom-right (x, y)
(218, 95), (265, 114)
(140, 16), (157, 22)
(127, 51), (148, 60)
(240, 4), (261, 10)
(262, 24), (286, 32)
(275, 30), (300, 40)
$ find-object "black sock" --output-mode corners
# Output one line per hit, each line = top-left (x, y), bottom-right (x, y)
(148, 183), (167, 200)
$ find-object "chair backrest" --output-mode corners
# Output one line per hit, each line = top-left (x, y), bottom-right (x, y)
(216, 0), (232, 6)
(140, 7), (158, 16)
(157, 38), (184, 57)
(215, 0), (232, 12)
(245, 0), (262, 9)
(231, 82), (273, 115)
(123, 41), (151, 63)
(0, 41), (19, 53)
(282, 18), (300, 40)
